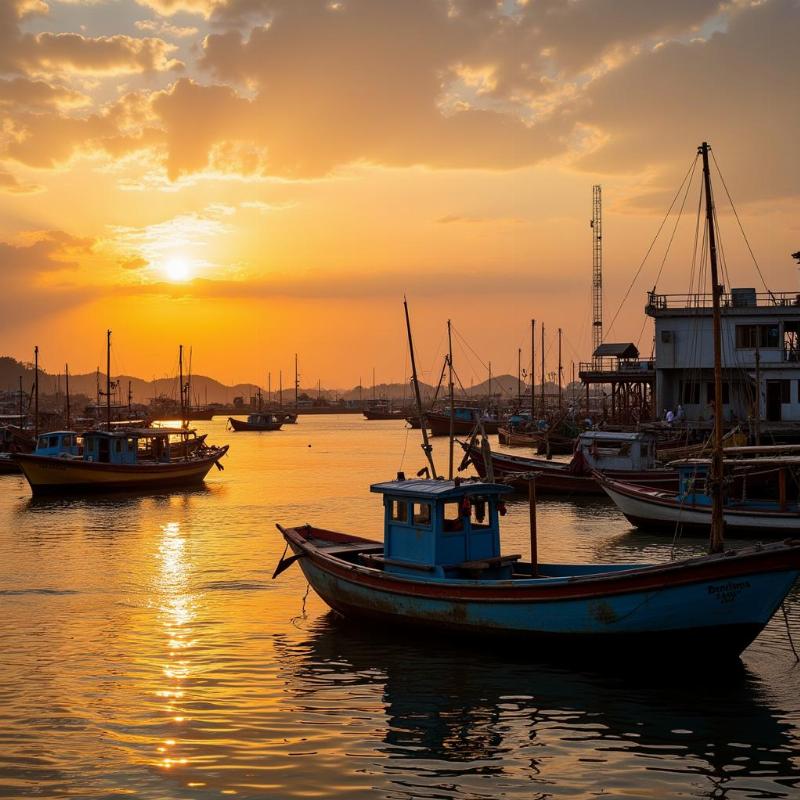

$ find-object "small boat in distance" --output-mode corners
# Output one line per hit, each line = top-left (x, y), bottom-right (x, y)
(228, 413), (284, 432)
(14, 428), (228, 495)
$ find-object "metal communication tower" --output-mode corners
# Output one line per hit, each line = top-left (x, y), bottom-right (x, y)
(591, 185), (603, 365)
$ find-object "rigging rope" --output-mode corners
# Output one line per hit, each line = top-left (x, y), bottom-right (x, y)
(606, 154), (699, 339)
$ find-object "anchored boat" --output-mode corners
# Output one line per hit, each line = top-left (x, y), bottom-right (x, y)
(274, 476), (800, 660)
(228, 412), (283, 431)
(14, 428), (228, 495)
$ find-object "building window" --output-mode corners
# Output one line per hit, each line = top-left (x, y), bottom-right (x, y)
(785, 322), (800, 361)
(680, 381), (701, 404)
(706, 382), (730, 404)
(781, 381), (791, 404)
(735, 324), (780, 348)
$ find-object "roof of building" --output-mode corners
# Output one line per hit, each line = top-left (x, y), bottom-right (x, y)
(370, 478), (512, 499)
(592, 342), (640, 358)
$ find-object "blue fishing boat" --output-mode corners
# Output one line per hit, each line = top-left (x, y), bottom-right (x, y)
(274, 476), (800, 660)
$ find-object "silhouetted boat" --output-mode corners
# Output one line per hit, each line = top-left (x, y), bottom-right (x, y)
(427, 407), (500, 436)
(228, 413), (283, 431)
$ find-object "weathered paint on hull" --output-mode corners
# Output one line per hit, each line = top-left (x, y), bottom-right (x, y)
(290, 543), (799, 660)
(601, 481), (800, 535)
(14, 454), (220, 495)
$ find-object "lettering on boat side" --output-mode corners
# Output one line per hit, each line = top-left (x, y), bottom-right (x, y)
(708, 580), (752, 604)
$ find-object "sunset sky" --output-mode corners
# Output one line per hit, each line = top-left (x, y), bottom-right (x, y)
(1, 0), (798, 389)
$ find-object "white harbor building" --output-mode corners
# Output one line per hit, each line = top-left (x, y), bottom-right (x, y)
(646, 287), (800, 430)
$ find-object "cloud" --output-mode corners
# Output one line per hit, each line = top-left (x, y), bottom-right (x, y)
(0, 230), (94, 275)
(0, 76), (89, 109)
(134, 19), (199, 38)
(119, 254), (149, 270)
(135, 0), (219, 18)
(0, 169), (41, 193)
(574, 0), (800, 204)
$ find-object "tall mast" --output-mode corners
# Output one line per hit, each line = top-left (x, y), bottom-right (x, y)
(531, 319), (535, 419)
(403, 298), (437, 479)
(128, 380), (132, 418)
(34, 346), (39, 439)
(18, 375), (23, 424)
(279, 370), (283, 408)
(65, 364), (71, 429)
(540, 325), (546, 416)
(558, 327), (563, 409)
(592, 184), (603, 366)
(517, 348), (522, 408)
(96, 367), (100, 417)
(700, 141), (725, 555)
(106, 329), (112, 431)
(179, 344), (184, 424)
(447, 319), (455, 480)
(294, 353), (299, 411)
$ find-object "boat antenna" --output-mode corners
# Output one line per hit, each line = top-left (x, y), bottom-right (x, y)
(106, 329), (112, 431)
(403, 297), (438, 479)
(700, 141), (725, 554)
(531, 320), (535, 420)
(179, 344), (184, 426)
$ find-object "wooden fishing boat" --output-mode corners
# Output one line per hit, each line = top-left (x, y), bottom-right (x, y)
(427, 408), (500, 436)
(228, 413), (283, 431)
(597, 459), (800, 535)
(461, 433), (680, 495)
(14, 428), (228, 495)
(274, 477), (800, 660)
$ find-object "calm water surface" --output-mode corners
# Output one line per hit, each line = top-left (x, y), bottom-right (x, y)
(1, 415), (799, 799)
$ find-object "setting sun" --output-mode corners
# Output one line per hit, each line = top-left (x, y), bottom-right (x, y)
(164, 257), (192, 283)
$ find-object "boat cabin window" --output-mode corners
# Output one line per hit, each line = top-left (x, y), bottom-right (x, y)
(115, 439), (123, 453)
(412, 502), (431, 526)
(390, 499), (408, 523)
(442, 501), (463, 532)
(469, 496), (491, 529)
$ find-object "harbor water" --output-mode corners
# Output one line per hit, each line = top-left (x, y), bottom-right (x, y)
(1, 415), (799, 799)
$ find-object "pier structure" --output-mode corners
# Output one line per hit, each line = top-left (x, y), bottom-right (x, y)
(645, 287), (800, 437)
(578, 342), (655, 424)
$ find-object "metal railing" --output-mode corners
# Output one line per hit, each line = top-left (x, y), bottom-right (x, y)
(646, 290), (800, 311)
(579, 358), (655, 375)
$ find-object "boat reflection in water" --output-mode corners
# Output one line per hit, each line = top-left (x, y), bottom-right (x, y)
(275, 614), (800, 799)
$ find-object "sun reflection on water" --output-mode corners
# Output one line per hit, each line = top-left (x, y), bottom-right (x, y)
(155, 521), (193, 773)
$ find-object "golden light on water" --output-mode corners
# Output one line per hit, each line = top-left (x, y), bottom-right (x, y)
(156, 521), (192, 773)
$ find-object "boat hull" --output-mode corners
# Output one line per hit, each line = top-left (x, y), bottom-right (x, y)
(464, 444), (678, 495)
(14, 450), (226, 495)
(428, 412), (500, 436)
(281, 527), (800, 660)
(228, 417), (282, 431)
(599, 475), (800, 535)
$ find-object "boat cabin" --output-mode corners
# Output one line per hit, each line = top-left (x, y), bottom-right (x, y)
(35, 431), (80, 457)
(81, 428), (180, 464)
(248, 413), (280, 425)
(369, 478), (515, 579)
(577, 430), (658, 472)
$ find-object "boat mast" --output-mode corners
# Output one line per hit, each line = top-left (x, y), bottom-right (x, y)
(403, 298), (437, 479)
(488, 361), (492, 411)
(279, 370), (283, 409)
(106, 329), (112, 431)
(65, 364), (70, 429)
(34, 345), (39, 439)
(128, 380), (132, 418)
(294, 354), (299, 411)
(179, 344), (184, 425)
(700, 141), (725, 555)
(531, 319), (535, 420)
(447, 319), (455, 480)
(18, 375), (23, 425)
(558, 327), (563, 410)
(540, 325), (545, 417)
(517, 348), (522, 408)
